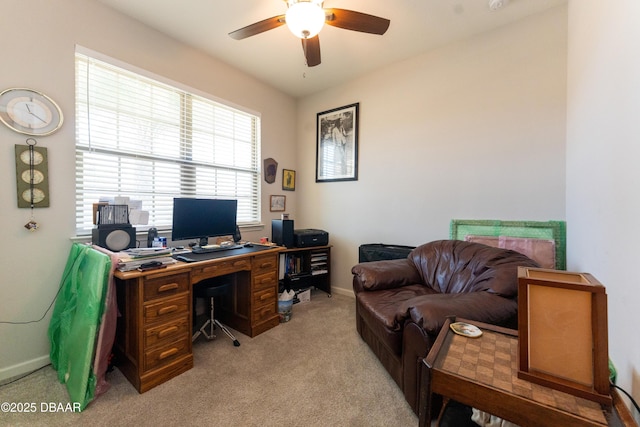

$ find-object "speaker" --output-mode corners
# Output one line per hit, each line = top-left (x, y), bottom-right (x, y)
(233, 225), (242, 243)
(92, 224), (137, 251)
(272, 219), (294, 248)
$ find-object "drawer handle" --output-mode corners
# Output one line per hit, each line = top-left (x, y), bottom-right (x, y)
(260, 277), (272, 284)
(259, 262), (272, 268)
(158, 305), (178, 315)
(202, 266), (219, 273)
(259, 293), (273, 301)
(159, 348), (179, 360)
(157, 326), (179, 338)
(233, 261), (247, 267)
(259, 307), (271, 315)
(158, 283), (179, 293)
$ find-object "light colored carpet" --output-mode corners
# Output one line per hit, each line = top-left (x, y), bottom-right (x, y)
(0, 290), (418, 426)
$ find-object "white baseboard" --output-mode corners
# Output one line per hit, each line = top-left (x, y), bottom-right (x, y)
(328, 287), (355, 298)
(0, 355), (51, 385)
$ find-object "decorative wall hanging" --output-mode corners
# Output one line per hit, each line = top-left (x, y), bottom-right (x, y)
(316, 103), (359, 182)
(283, 169), (296, 191)
(15, 139), (50, 231)
(15, 139), (50, 209)
(264, 157), (278, 183)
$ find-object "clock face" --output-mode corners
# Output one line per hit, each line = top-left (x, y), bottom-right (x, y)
(0, 88), (63, 136)
(7, 96), (53, 129)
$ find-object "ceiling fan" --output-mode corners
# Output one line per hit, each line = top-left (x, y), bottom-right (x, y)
(228, 0), (390, 67)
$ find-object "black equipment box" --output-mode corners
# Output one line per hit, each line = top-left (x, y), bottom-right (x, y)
(294, 229), (329, 247)
(272, 219), (295, 248)
(358, 243), (415, 263)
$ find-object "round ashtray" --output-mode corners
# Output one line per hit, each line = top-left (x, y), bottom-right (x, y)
(450, 322), (483, 338)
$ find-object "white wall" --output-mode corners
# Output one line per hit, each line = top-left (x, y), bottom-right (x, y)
(0, 0), (296, 380)
(297, 7), (568, 297)
(566, 0), (640, 417)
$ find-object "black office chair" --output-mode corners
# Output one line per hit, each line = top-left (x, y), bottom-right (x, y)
(192, 280), (240, 346)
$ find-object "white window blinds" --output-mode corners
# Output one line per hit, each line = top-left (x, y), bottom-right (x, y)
(75, 52), (261, 235)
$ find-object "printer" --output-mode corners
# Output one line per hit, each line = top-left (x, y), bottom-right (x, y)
(294, 229), (329, 247)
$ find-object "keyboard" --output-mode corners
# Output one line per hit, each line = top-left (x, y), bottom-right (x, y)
(191, 244), (242, 254)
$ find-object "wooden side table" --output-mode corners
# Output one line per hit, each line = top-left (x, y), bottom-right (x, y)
(418, 317), (635, 427)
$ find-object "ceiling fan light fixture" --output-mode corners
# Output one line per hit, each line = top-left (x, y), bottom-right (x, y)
(285, 0), (325, 39)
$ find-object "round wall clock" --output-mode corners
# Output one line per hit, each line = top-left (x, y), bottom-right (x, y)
(0, 88), (63, 136)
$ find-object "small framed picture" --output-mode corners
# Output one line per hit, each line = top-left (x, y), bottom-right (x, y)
(282, 169), (296, 191)
(270, 195), (286, 212)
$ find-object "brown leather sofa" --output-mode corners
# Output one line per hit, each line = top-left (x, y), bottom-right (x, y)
(351, 240), (539, 414)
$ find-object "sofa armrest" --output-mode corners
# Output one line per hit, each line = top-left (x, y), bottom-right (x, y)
(352, 258), (422, 293)
(397, 292), (518, 335)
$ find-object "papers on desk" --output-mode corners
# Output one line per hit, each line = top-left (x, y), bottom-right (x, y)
(122, 248), (173, 258)
(116, 248), (177, 271)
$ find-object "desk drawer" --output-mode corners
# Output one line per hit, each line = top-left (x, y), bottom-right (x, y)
(252, 302), (276, 323)
(144, 294), (190, 324)
(144, 272), (189, 302)
(252, 253), (278, 275)
(253, 286), (276, 309)
(144, 315), (190, 348)
(253, 270), (277, 291)
(144, 336), (190, 372)
(192, 258), (250, 282)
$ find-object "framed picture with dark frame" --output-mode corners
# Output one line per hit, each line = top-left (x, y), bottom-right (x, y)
(316, 103), (359, 182)
(282, 169), (295, 191)
(270, 195), (286, 212)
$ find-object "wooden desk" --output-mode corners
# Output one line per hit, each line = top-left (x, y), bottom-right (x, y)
(113, 246), (282, 393)
(419, 318), (635, 427)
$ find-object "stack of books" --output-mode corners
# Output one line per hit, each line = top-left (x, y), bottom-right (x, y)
(116, 247), (176, 271)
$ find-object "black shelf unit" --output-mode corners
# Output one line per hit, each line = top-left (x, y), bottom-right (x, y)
(279, 245), (331, 297)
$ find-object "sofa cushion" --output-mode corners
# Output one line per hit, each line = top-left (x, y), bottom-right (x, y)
(396, 292), (519, 335)
(356, 284), (437, 355)
(410, 240), (539, 297)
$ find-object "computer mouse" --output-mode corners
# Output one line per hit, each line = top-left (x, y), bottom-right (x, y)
(176, 255), (192, 262)
(243, 243), (253, 247)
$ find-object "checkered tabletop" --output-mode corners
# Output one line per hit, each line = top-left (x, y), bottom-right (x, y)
(436, 329), (608, 425)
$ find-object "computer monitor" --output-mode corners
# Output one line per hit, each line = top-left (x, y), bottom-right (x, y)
(172, 198), (238, 247)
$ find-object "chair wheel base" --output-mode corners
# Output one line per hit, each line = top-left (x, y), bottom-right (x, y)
(193, 291), (241, 346)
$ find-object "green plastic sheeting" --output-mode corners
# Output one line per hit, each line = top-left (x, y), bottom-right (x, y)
(48, 243), (111, 411)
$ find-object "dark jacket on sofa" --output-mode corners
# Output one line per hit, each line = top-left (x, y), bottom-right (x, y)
(351, 239), (539, 414)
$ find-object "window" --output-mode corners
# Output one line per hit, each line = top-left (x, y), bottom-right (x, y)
(75, 51), (261, 235)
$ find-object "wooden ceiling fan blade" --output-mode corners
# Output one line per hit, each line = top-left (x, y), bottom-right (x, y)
(228, 15), (286, 40)
(324, 8), (390, 35)
(301, 36), (321, 67)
